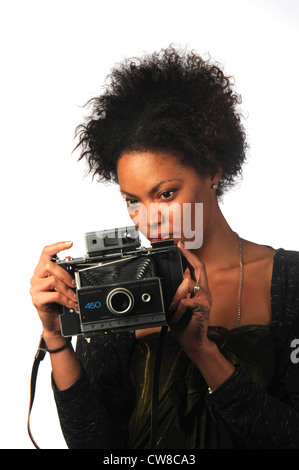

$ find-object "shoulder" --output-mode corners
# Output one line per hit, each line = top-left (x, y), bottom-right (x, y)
(274, 248), (299, 271)
(242, 240), (276, 271)
(272, 248), (299, 320)
(242, 242), (299, 334)
(271, 248), (299, 347)
(242, 241), (299, 283)
(272, 248), (299, 300)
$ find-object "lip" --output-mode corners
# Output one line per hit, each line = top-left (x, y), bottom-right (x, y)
(149, 234), (175, 241)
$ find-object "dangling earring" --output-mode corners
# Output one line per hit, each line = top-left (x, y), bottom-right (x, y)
(212, 183), (218, 190)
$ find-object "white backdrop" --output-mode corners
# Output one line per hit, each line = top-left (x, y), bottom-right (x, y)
(0, 0), (298, 449)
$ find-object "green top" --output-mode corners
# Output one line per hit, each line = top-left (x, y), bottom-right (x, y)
(128, 325), (276, 449)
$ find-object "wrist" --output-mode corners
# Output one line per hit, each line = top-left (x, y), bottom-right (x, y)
(186, 339), (235, 392)
(41, 330), (67, 350)
(184, 338), (217, 361)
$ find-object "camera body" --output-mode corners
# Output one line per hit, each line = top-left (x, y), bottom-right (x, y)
(56, 226), (184, 337)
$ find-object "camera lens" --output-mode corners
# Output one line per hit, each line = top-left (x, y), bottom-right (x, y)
(106, 288), (134, 315)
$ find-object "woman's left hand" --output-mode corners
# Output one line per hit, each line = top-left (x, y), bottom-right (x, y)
(169, 241), (213, 354)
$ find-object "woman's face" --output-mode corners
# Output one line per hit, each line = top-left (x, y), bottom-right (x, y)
(117, 151), (218, 249)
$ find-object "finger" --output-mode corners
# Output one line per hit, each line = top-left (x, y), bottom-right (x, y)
(32, 263), (76, 289)
(170, 289), (210, 325)
(169, 278), (197, 311)
(169, 297), (190, 325)
(30, 276), (78, 311)
(32, 247), (76, 288)
(31, 276), (78, 303)
(177, 241), (209, 290)
(39, 241), (73, 264)
(32, 289), (78, 311)
(39, 261), (76, 288)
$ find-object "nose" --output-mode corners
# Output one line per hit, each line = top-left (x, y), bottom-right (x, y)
(127, 202), (162, 235)
(147, 203), (163, 235)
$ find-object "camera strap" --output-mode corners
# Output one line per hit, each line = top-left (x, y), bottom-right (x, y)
(27, 336), (47, 449)
(150, 325), (168, 449)
(28, 328), (168, 450)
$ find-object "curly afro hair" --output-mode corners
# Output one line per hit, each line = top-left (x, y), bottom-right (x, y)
(75, 46), (248, 197)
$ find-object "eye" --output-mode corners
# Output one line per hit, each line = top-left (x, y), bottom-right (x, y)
(159, 189), (176, 200)
(125, 198), (139, 207)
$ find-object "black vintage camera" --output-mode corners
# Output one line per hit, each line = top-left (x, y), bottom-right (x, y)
(56, 226), (184, 337)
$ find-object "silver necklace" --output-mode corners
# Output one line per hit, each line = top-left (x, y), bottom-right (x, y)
(235, 232), (244, 328)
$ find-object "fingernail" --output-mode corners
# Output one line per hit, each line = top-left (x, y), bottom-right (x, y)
(178, 240), (185, 248)
(64, 241), (73, 246)
(71, 279), (76, 286)
(168, 302), (175, 311)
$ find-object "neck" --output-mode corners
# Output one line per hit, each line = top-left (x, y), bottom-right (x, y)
(193, 205), (240, 272)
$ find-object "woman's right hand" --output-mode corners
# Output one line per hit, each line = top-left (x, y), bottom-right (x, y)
(30, 241), (78, 336)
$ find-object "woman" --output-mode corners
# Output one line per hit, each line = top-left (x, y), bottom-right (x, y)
(30, 47), (299, 449)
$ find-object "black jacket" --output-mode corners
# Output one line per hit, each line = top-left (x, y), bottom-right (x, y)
(53, 248), (299, 449)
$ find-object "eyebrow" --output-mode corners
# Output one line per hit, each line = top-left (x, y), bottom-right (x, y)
(120, 179), (183, 198)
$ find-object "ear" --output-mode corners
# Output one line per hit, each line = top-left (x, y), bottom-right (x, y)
(210, 168), (223, 188)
